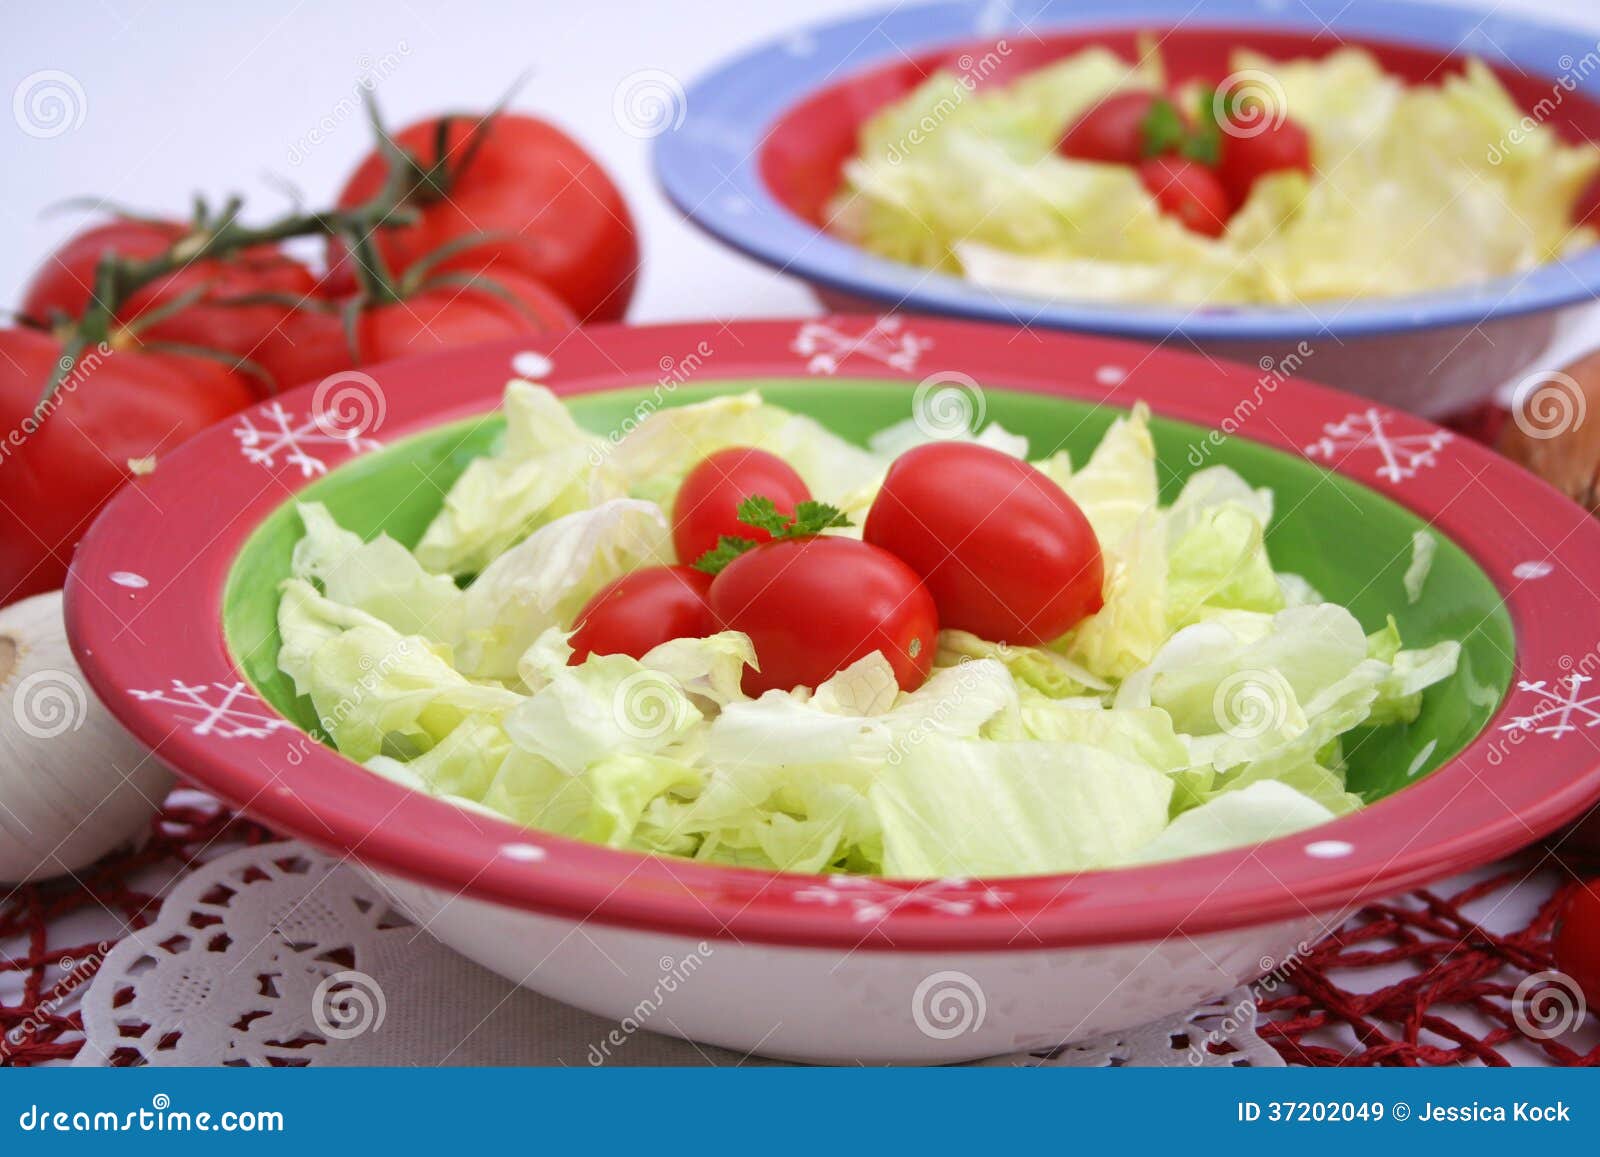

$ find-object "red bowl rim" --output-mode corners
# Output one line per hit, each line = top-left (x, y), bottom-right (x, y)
(65, 318), (1600, 951)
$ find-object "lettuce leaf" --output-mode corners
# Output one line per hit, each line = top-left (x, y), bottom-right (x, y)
(415, 381), (605, 575)
(451, 499), (672, 680)
(871, 737), (1173, 876)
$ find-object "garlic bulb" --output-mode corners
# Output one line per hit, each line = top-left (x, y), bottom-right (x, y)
(0, 591), (174, 884)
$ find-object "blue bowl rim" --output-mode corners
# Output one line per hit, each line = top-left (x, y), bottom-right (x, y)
(653, 0), (1600, 343)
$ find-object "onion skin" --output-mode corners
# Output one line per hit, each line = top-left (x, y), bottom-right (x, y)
(1497, 350), (1600, 514)
(0, 591), (173, 884)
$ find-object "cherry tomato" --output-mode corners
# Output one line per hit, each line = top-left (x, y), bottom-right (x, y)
(672, 447), (812, 566)
(863, 442), (1103, 645)
(0, 328), (255, 604)
(1553, 878), (1600, 1010)
(1138, 156), (1232, 237)
(1215, 115), (1312, 208)
(250, 268), (577, 390)
(710, 537), (937, 695)
(21, 218), (318, 389)
(1058, 91), (1163, 165)
(331, 113), (638, 321)
(568, 566), (717, 663)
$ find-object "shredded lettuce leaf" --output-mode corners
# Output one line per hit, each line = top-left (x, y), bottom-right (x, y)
(831, 46), (1600, 305)
(278, 385), (1463, 878)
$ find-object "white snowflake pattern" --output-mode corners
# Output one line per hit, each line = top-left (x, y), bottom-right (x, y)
(1499, 674), (1600, 739)
(130, 681), (293, 740)
(791, 316), (932, 375)
(233, 401), (382, 478)
(1303, 408), (1453, 483)
(793, 875), (1012, 922)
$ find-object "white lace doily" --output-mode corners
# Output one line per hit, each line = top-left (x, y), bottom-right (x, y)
(74, 841), (1282, 1067)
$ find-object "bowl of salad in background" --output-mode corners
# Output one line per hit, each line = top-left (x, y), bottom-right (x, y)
(66, 319), (1600, 1063)
(655, 0), (1600, 418)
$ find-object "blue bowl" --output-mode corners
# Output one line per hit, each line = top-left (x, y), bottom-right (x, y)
(655, 0), (1600, 416)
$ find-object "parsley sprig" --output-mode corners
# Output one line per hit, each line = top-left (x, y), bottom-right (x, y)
(692, 495), (853, 575)
(1138, 88), (1224, 166)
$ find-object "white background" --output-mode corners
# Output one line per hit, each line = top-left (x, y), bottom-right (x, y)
(2, 0), (1597, 362)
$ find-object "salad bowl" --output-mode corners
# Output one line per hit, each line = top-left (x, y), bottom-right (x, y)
(655, 0), (1600, 418)
(66, 318), (1600, 1063)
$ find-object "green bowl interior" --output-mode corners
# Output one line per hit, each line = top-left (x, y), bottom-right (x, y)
(224, 378), (1513, 804)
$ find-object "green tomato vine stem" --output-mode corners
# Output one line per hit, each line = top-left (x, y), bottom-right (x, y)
(37, 94), (489, 404)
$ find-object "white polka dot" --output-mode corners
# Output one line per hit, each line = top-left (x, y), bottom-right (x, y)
(1513, 561), (1554, 580)
(500, 842), (546, 862)
(109, 571), (148, 589)
(1095, 365), (1126, 386)
(1305, 840), (1353, 859)
(720, 193), (752, 216)
(783, 33), (816, 57)
(511, 351), (553, 379)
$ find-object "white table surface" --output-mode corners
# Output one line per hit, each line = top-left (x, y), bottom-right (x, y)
(1, 0), (1596, 1064)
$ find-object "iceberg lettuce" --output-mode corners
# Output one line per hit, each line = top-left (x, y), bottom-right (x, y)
(278, 388), (1464, 879)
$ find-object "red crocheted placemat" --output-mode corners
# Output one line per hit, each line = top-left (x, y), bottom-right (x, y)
(1, 796), (274, 1066)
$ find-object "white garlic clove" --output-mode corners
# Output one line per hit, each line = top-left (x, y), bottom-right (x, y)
(0, 590), (174, 884)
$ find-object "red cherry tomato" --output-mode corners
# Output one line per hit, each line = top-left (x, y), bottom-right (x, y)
(709, 537), (937, 695)
(250, 268), (577, 391)
(568, 566), (717, 663)
(331, 113), (638, 322)
(1215, 116), (1313, 208)
(672, 447), (812, 566)
(1058, 91), (1162, 165)
(21, 218), (318, 390)
(1553, 878), (1600, 1011)
(863, 442), (1104, 645)
(1138, 156), (1232, 237)
(0, 328), (256, 604)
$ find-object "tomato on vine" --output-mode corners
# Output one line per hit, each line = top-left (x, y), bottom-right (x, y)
(331, 113), (638, 321)
(0, 329), (256, 603)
